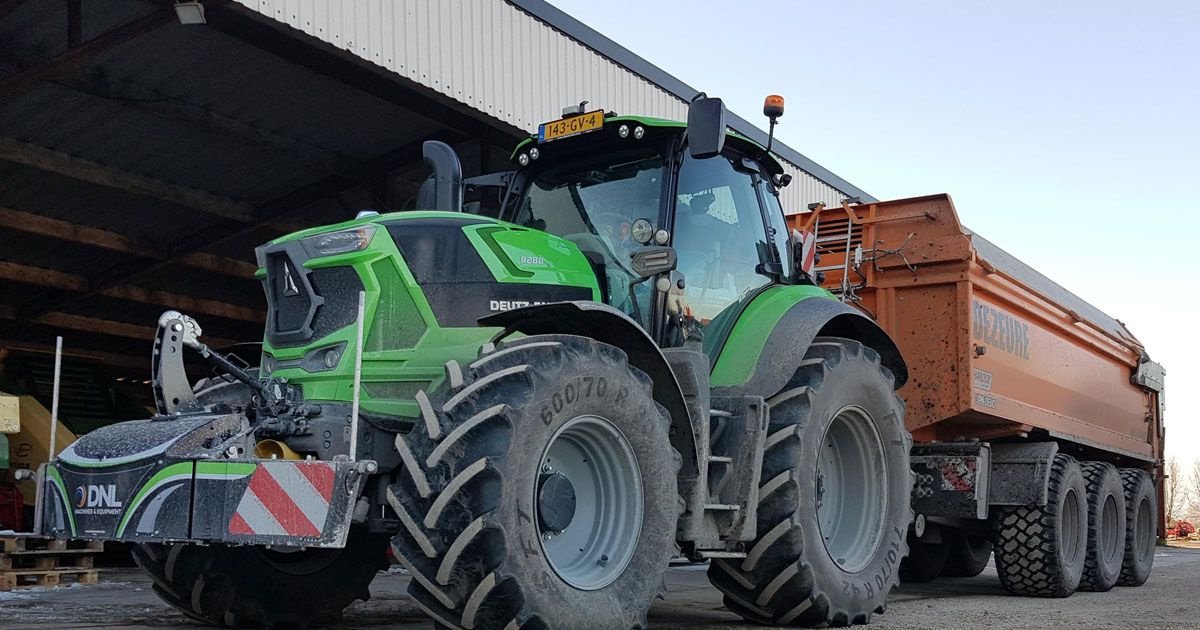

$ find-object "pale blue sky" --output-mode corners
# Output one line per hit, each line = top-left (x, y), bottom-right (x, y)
(549, 0), (1198, 464)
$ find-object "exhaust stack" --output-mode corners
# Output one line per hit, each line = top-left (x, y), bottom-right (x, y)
(416, 140), (464, 211)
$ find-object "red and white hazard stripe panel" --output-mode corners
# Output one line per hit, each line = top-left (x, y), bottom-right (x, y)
(228, 461), (336, 538)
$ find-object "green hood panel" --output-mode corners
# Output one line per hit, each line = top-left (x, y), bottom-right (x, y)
(260, 214), (599, 418)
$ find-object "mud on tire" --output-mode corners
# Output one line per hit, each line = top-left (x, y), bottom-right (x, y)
(992, 453), (1087, 597)
(131, 530), (389, 628)
(1116, 468), (1156, 586)
(1078, 462), (1126, 592)
(706, 337), (911, 627)
(387, 335), (679, 629)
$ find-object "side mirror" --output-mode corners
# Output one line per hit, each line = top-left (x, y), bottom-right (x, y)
(687, 96), (727, 159)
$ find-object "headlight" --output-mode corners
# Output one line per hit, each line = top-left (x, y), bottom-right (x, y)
(301, 225), (377, 257)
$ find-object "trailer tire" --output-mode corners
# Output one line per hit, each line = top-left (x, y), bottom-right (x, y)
(940, 530), (992, 578)
(707, 337), (911, 627)
(1116, 468), (1156, 586)
(992, 453), (1087, 597)
(1078, 462), (1126, 592)
(898, 532), (949, 583)
(387, 335), (679, 629)
(131, 530), (389, 628)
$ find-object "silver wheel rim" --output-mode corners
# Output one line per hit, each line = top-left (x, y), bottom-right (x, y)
(537, 414), (643, 590)
(1101, 493), (1120, 564)
(815, 405), (888, 573)
(1062, 489), (1082, 564)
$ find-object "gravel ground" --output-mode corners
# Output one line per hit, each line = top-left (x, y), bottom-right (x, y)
(2, 546), (1198, 629)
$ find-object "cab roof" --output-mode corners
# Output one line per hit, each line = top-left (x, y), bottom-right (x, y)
(512, 114), (785, 175)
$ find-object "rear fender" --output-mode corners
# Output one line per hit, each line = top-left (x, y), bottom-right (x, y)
(480, 302), (697, 477)
(711, 287), (908, 398)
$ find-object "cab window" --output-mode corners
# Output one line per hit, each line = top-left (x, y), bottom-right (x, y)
(512, 149), (665, 328)
(759, 179), (793, 279)
(669, 152), (774, 351)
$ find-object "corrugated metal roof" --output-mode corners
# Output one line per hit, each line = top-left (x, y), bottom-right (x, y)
(233, 0), (869, 213)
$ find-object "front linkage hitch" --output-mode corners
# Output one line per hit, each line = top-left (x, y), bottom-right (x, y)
(36, 311), (372, 549)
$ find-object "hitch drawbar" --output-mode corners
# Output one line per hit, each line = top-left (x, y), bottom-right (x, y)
(37, 414), (366, 548)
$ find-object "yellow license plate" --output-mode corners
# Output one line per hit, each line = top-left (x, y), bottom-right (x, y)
(538, 110), (605, 143)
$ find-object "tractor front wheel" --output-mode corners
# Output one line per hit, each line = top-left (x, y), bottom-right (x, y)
(132, 529), (389, 628)
(387, 335), (679, 629)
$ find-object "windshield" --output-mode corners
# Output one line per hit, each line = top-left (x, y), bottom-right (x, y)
(512, 148), (665, 327)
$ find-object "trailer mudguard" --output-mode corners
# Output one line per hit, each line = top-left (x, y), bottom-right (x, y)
(710, 286), (907, 397)
(479, 301), (695, 474)
(988, 441), (1059, 507)
(39, 414), (365, 548)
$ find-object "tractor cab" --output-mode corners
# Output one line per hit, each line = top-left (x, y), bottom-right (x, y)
(494, 97), (800, 355)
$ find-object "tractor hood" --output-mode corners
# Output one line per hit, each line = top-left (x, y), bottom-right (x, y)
(254, 212), (600, 420)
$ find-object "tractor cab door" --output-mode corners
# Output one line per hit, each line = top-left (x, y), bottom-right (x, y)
(667, 151), (787, 353)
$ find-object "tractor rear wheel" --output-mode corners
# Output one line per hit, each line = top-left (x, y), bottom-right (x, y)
(387, 335), (679, 629)
(1079, 462), (1126, 592)
(707, 337), (911, 627)
(131, 529), (389, 628)
(1116, 468), (1156, 586)
(992, 453), (1087, 597)
(940, 530), (993, 578)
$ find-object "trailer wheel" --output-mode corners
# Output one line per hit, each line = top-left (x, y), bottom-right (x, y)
(1116, 468), (1156, 586)
(387, 335), (679, 629)
(898, 532), (949, 583)
(992, 453), (1087, 597)
(940, 530), (992, 578)
(707, 337), (911, 627)
(131, 529), (389, 628)
(1078, 462), (1126, 592)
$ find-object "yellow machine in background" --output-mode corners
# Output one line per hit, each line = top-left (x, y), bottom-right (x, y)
(0, 392), (76, 507)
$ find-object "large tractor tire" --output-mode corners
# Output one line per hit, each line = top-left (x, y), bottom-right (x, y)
(992, 453), (1087, 597)
(940, 530), (992, 578)
(898, 532), (949, 583)
(387, 335), (679, 629)
(707, 337), (911, 627)
(1078, 462), (1126, 592)
(1116, 468), (1156, 586)
(131, 530), (390, 628)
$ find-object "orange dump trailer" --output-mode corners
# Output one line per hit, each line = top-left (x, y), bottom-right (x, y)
(791, 194), (1165, 584)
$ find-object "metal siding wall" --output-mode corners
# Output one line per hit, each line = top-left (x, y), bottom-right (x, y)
(235, 0), (845, 213)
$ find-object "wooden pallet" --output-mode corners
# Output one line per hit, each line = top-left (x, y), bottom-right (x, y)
(0, 568), (99, 590)
(0, 536), (103, 554)
(0, 536), (104, 590)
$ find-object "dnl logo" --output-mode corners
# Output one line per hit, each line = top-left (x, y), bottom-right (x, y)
(75, 484), (123, 508)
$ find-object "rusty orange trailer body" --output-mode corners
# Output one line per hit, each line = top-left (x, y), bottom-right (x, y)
(789, 194), (1164, 470)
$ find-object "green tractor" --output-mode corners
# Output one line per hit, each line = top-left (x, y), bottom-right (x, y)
(36, 96), (912, 628)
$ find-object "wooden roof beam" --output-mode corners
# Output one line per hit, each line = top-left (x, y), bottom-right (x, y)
(0, 261), (263, 322)
(0, 138), (256, 222)
(0, 309), (238, 348)
(0, 7), (173, 94)
(0, 206), (258, 279)
(0, 338), (148, 372)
